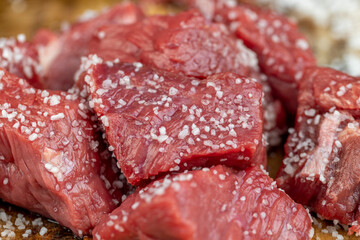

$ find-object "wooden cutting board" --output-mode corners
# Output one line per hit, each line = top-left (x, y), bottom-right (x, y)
(0, 0), (358, 239)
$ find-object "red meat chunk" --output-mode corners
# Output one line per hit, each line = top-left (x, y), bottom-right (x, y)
(214, 4), (316, 113)
(0, 36), (43, 88)
(93, 165), (313, 240)
(88, 9), (286, 146)
(161, 0), (316, 113)
(276, 67), (360, 234)
(0, 68), (125, 236)
(89, 10), (258, 79)
(81, 57), (266, 185)
(33, 2), (144, 90)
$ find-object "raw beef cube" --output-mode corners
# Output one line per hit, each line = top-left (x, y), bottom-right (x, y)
(161, 0), (316, 113)
(0, 36), (43, 88)
(214, 4), (316, 113)
(276, 67), (360, 234)
(88, 9), (286, 146)
(90, 10), (259, 79)
(0, 68), (125, 236)
(33, 2), (144, 90)
(82, 58), (266, 185)
(93, 165), (313, 240)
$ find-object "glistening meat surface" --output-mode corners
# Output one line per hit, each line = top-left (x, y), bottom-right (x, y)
(216, 4), (316, 114)
(0, 68), (124, 236)
(159, 0), (316, 113)
(33, 2), (144, 90)
(82, 57), (266, 185)
(88, 9), (286, 146)
(93, 165), (313, 240)
(276, 67), (360, 234)
(89, 10), (258, 79)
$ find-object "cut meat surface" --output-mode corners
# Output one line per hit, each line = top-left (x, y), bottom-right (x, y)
(93, 165), (313, 240)
(164, 0), (316, 113)
(0, 68), (125, 236)
(0, 36), (43, 88)
(82, 57), (266, 185)
(214, 4), (316, 113)
(34, 2), (144, 90)
(89, 10), (259, 79)
(276, 67), (360, 234)
(88, 9), (286, 146)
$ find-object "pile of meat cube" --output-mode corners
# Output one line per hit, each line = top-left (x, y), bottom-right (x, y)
(1, 0), (359, 239)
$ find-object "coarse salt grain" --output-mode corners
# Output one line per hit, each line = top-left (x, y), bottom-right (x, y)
(50, 113), (65, 121)
(28, 133), (38, 141)
(169, 87), (179, 96)
(39, 227), (48, 236)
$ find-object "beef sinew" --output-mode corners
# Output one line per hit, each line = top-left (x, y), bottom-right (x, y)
(88, 9), (286, 146)
(32, 2), (144, 90)
(81, 57), (266, 185)
(276, 67), (360, 234)
(93, 165), (313, 240)
(0, 68), (125, 236)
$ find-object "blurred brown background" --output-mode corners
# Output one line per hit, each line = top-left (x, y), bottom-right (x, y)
(0, 0), (120, 38)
